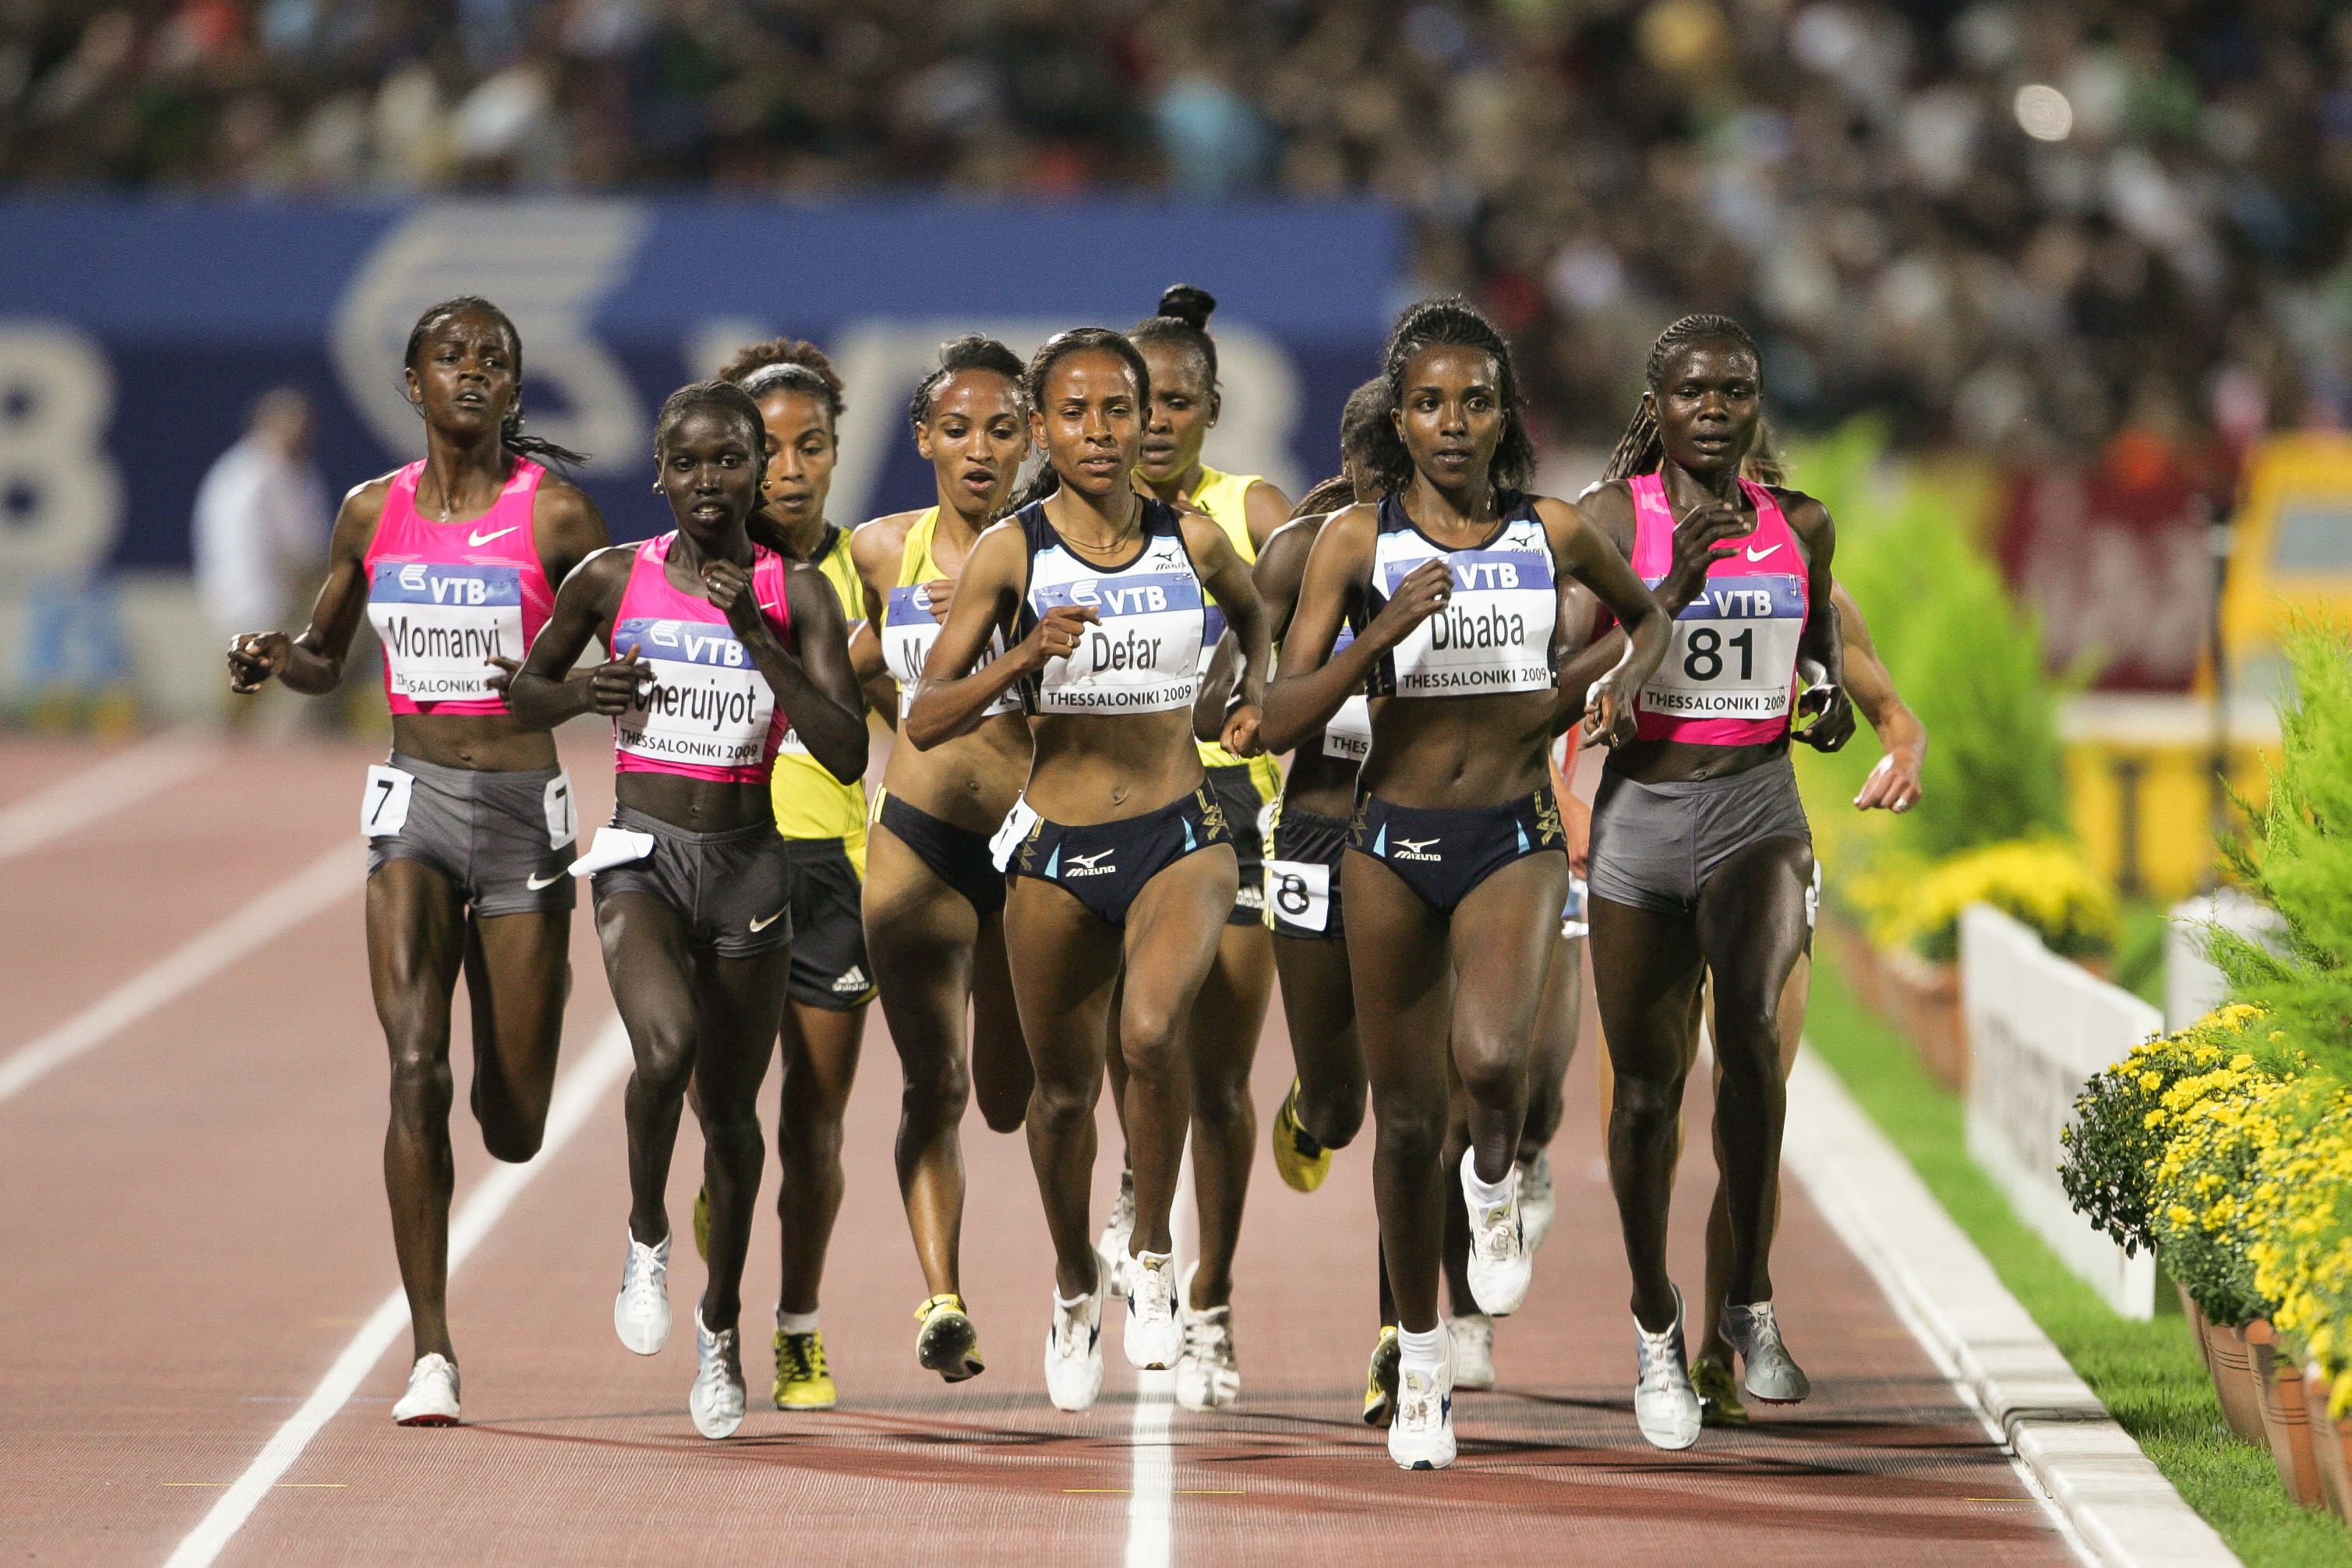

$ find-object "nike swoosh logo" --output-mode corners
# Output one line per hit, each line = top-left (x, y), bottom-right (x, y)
(524, 871), (563, 890)
(749, 909), (785, 932)
(468, 526), (520, 546)
(1745, 542), (1783, 562)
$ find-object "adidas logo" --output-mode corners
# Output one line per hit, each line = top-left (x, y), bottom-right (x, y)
(832, 966), (869, 994)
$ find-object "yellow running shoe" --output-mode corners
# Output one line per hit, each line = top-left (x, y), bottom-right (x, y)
(1691, 1356), (1748, 1428)
(914, 1294), (986, 1383)
(1362, 1325), (1400, 1429)
(774, 1324), (837, 1411)
(1271, 1079), (1332, 1194)
(691, 1185), (709, 1262)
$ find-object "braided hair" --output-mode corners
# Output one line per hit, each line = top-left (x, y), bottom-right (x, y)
(908, 334), (1027, 429)
(1366, 296), (1537, 500)
(1599, 313), (1766, 484)
(1130, 283), (1220, 390)
(1003, 327), (1153, 516)
(653, 380), (792, 556)
(403, 296), (590, 469)
(719, 337), (846, 426)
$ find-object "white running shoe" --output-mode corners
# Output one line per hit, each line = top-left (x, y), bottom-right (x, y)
(1096, 1172), (1137, 1300)
(1517, 1150), (1556, 1257)
(614, 1229), (672, 1355)
(1125, 1248), (1181, 1370)
(1461, 1150), (1532, 1317)
(1388, 1347), (1457, 1471)
(1175, 1262), (1240, 1411)
(688, 1302), (746, 1439)
(392, 1354), (460, 1426)
(1448, 1314), (1496, 1390)
(1722, 1299), (1811, 1404)
(1633, 1288), (1703, 1451)
(1044, 1273), (1107, 1413)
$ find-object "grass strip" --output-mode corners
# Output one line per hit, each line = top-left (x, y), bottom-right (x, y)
(1806, 941), (2351, 1567)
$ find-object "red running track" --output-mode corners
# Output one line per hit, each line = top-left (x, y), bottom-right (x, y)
(0, 729), (2081, 1567)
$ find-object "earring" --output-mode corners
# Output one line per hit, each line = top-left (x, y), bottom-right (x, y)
(651, 479), (662, 493)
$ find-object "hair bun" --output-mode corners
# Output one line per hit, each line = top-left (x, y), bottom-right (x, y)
(1157, 284), (1216, 330)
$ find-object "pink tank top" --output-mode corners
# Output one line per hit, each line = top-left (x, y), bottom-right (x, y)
(1626, 471), (1810, 747)
(363, 458), (553, 715)
(609, 532), (795, 785)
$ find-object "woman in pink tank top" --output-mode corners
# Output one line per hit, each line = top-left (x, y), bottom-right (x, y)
(1570, 315), (1856, 1452)
(223, 298), (612, 1428)
(509, 381), (867, 1439)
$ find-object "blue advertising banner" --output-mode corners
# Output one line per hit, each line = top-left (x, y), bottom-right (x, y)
(0, 198), (1403, 577)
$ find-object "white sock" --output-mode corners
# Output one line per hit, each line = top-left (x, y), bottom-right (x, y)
(1398, 1324), (1446, 1371)
(1461, 1148), (1513, 1210)
(776, 1308), (820, 1335)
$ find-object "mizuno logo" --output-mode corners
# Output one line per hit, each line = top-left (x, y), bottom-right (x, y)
(1061, 848), (1117, 877)
(524, 871), (564, 890)
(750, 909), (786, 932)
(468, 525), (519, 546)
(1389, 834), (1443, 863)
(1744, 542), (1783, 563)
(1394, 837), (1439, 854)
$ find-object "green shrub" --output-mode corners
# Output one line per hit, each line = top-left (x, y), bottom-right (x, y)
(2213, 618), (2352, 1085)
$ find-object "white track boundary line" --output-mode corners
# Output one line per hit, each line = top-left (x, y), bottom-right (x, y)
(0, 727), (217, 864)
(1782, 1045), (2236, 1568)
(0, 842), (355, 1105)
(161, 1014), (633, 1568)
(1125, 1137), (1194, 1568)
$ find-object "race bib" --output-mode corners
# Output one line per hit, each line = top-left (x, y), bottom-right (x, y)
(1264, 859), (1330, 933)
(361, 764), (413, 838)
(613, 616), (776, 771)
(368, 562), (525, 703)
(990, 796), (1040, 873)
(1638, 575), (1805, 722)
(1323, 694), (1372, 762)
(883, 584), (1019, 719)
(1380, 547), (1556, 696)
(1029, 570), (1202, 715)
(542, 772), (577, 849)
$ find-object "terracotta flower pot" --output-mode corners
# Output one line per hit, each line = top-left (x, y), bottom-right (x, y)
(2241, 1321), (2322, 1507)
(2198, 1311), (2270, 1445)
(2301, 1365), (2352, 1524)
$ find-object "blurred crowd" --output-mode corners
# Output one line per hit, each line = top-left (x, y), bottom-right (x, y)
(3, 0), (2345, 470)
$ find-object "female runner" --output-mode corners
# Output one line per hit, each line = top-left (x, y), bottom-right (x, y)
(225, 296), (609, 1427)
(1579, 313), (1853, 1451)
(905, 327), (1270, 1413)
(1263, 297), (1669, 1469)
(1088, 285), (1292, 1411)
(1582, 574), (1921, 1428)
(849, 334), (1037, 1384)
(689, 338), (878, 1412)
(507, 381), (867, 1439)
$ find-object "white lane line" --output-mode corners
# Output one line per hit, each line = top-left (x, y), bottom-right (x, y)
(162, 1014), (634, 1568)
(0, 842), (355, 1105)
(0, 728), (217, 865)
(1125, 1139), (1194, 1568)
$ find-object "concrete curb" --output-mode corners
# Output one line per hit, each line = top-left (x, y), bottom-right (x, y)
(1782, 1048), (2241, 1568)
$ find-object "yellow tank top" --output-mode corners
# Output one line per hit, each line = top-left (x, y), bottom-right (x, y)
(899, 505), (945, 585)
(770, 523), (870, 871)
(1189, 465), (1283, 793)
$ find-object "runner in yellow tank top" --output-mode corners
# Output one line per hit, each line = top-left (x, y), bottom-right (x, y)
(849, 335), (1037, 1390)
(698, 338), (881, 1414)
(1093, 285), (1292, 1411)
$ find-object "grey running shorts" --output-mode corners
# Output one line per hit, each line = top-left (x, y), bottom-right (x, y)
(1587, 751), (1811, 918)
(590, 804), (792, 959)
(364, 751), (576, 917)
